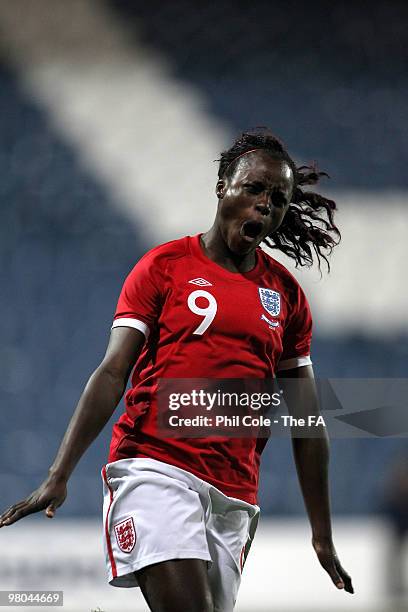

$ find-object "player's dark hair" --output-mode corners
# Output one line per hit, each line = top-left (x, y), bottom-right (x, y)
(218, 129), (340, 271)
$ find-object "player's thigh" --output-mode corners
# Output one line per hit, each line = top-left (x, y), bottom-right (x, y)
(137, 558), (214, 612)
(207, 508), (258, 612)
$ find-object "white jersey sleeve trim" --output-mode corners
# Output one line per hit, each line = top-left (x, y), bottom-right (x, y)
(276, 355), (312, 371)
(111, 318), (150, 339)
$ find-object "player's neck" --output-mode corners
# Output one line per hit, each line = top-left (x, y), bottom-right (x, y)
(200, 228), (257, 274)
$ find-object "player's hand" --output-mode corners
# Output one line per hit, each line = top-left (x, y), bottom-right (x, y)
(312, 537), (354, 594)
(0, 474), (67, 527)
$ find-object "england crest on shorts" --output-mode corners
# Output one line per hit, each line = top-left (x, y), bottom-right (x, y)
(114, 517), (136, 553)
(258, 288), (280, 317)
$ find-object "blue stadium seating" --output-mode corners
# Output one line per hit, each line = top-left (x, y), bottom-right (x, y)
(1, 33), (407, 518)
(110, 0), (408, 188)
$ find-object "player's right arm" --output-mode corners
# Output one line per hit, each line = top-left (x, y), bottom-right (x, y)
(0, 326), (145, 527)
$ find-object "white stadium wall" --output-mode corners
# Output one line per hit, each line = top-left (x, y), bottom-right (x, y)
(0, 518), (401, 612)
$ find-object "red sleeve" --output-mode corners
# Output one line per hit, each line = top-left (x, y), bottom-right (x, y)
(112, 251), (164, 339)
(277, 283), (313, 371)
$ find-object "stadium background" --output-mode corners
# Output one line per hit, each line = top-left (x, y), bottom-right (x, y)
(0, 1), (407, 610)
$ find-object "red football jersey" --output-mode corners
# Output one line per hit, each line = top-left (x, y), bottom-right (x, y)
(108, 234), (312, 503)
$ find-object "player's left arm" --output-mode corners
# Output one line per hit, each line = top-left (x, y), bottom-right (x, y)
(277, 364), (354, 594)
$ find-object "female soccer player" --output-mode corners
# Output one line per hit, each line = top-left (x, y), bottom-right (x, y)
(0, 130), (353, 611)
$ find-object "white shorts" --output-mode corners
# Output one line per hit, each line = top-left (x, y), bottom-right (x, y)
(101, 458), (260, 611)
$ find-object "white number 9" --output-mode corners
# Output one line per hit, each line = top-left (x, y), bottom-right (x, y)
(187, 290), (217, 335)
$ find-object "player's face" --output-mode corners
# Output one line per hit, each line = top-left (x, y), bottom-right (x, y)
(216, 152), (294, 255)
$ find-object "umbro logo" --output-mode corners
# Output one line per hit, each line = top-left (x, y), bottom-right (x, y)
(188, 277), (213, 286)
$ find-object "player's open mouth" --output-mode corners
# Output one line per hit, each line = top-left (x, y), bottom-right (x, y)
(239, 220), (264, 242)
